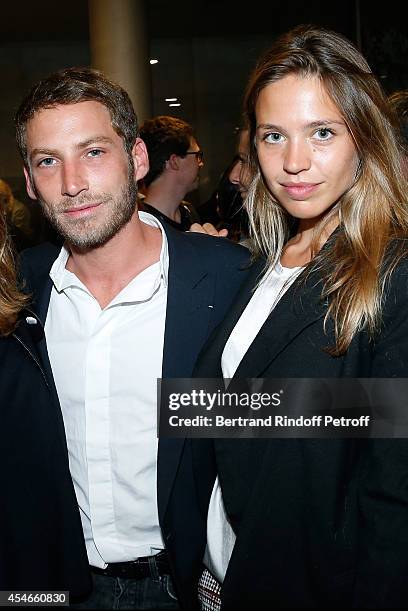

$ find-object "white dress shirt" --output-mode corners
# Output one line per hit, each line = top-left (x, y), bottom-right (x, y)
(45, 212), (168, 568)
(205, 261), (304, 583)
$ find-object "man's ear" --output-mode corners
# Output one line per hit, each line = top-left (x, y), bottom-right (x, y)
(23, 167), (37, 200)
(132, 138), (149, 182)
(167, 153), (180, 171)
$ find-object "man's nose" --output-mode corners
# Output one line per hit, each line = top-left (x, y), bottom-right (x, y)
(61, 161), (88, 196)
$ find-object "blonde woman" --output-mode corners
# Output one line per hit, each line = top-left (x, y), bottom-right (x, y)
(195, 25), (408, 610)
(0, 206), (90, 597)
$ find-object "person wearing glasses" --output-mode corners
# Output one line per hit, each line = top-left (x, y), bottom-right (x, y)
(139, 115), (204, 231)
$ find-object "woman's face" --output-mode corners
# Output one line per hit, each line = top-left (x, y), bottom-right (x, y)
(229, 129), (251, 196)
(255, 74), (359, 227)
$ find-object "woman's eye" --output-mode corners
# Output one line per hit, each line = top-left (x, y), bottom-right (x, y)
(315, 128), (333, 140)
(264, 132), (283, 144)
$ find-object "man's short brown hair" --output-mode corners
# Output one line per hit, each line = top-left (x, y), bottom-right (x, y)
(139, 115), (194, 186)
(15, 66), (138, 167)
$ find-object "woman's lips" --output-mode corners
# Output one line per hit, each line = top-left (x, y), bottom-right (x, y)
(280, 182), (320, 199)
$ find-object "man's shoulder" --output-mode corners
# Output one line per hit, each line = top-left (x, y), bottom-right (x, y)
(19, 241), (60, 279)
(168, 223), (251, 266)
(21, 241), (60, 260)
(186, 232), (250, 256)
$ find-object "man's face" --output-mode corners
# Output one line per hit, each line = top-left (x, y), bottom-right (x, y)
(24, 100), (148, 250)
(180, 137), (203, 193)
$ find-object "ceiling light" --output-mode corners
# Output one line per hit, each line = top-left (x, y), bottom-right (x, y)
(169, 103), (181, 107)
(165, 98), (178, 102)
(150, 59), (159, 65)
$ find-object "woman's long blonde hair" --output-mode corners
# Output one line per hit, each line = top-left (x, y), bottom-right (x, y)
(0, 203), (29, 336)
(244, 25), (408, 355)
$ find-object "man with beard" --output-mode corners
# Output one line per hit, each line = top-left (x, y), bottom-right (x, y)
(15, 67), (249, 610)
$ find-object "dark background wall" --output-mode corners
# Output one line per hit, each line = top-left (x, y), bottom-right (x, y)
(1, 0), (407, 240)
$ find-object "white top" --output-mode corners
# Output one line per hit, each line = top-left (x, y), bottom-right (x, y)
(205, 261), (304, 583)
(45, 212), (168, 568)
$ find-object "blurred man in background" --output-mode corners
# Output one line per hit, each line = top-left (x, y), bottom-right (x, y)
(139, 115), (203, 231)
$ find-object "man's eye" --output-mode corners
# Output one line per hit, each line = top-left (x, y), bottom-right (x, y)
(38, 158), (55, 167)
(87, 149), (103, 157)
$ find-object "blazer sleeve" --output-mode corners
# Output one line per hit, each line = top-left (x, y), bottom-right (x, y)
(353, 260), (408, 608)
(353, 437), (408, 608)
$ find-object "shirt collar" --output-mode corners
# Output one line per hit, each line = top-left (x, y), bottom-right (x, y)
(49, 210), (169, 295)
(138, 211), (169, 288)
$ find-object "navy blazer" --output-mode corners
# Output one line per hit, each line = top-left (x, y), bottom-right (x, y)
(194, 255), (408, 610)
(0, 312), (91, 599)
(19, 222), (251, 609)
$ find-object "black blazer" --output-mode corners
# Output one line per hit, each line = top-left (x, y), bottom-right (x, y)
(19, 223), (251, 609)
(0, 311), (91, 599)
(194, 256), (408, 610)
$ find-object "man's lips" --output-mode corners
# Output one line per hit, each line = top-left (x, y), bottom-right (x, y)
(63, 202), (102, 217)
(280, 182), (320, 199)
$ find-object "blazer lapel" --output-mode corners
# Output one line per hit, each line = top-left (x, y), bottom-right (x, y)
(233, 265), (327, 378)
(193, 258), (266, 378)
(13, 309), (49, 382)
(158, 226), (219, 521)
(23, 263), (55, 388)
(198, 230), (339, 380)
(19, 246), (60, 393)
(13, 308), (69, 452)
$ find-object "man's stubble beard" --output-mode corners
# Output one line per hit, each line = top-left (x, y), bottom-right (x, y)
(38, 166), (138, 251)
